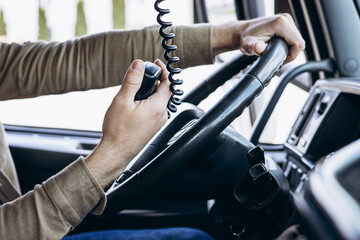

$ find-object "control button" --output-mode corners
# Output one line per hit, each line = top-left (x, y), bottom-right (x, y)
(287, 164), (302, 190)
(295, 174), (309, 194)
(298, 138), (307, 148)
(289, 136), (296, 142)
(247, 146), (265, 167)
(300, 173), (309, 182)
(344, 58), (359, 73)
(316, 101), (328, 115)
(283, 162), (292, 177)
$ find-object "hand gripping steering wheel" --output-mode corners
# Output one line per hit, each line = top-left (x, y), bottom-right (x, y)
(102, 38), (288, 216)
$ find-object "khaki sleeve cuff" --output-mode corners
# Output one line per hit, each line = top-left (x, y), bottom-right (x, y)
(175, 23), (214, 69)
(44, 157), (106, 227)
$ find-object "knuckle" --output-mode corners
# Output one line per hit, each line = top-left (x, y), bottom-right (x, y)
(125, 76), (140, 87)
(295, 40), (305, 51)
(274, 15), (288, 26)
(281, 13), (292, 20)
(293, 41), (301, 49)
(165, 80), (171, 90)
(163, 68), (170, 76)
(300, 39), (306, 50)
(239, 39), (253, 54)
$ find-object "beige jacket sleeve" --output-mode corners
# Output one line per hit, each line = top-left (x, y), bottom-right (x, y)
(0, 122), (21, 203)
(0, 157), (106, 240)
(0, 24), (213, 101)
(0, 24), (214, 239)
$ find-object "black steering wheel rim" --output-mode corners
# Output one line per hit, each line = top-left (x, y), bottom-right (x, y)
(102, 37), (288, 216)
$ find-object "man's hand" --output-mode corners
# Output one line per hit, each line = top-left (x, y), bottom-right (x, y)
(85, 59), (171, 188)
(212, 14), (305, 63)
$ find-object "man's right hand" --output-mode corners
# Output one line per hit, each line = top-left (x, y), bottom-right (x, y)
(212, 14), (306, 64)
(85, 59), (171, 188)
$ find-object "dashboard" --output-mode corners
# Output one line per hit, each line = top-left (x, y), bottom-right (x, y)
(5, 74), (360, 239)
(281, 79), (360, 194)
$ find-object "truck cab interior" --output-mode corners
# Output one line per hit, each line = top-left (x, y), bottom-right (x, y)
(3, 0), (360, 239)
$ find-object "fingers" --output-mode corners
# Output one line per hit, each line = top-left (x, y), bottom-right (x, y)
(238, 14), (305, 63)
(152, 59), (172, 104)
(155, 59), (170, 83)
(140, 59), (170, 122)
(282, 13), (301, 34)
(118, 59), (145, 101)
(273, 14), (305, 63)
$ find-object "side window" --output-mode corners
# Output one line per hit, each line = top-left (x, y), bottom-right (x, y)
(0, 0), (195, 131)
(205, 0), (237, 23)
(257, 79), (309, 144)
(255, 0), (310, 144)
(200, 0), (309, 144)
(0, 0), (309, 145)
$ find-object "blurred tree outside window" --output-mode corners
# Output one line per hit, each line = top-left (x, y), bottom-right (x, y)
(113, 0), (125, 29)
(38, 6), (51, 40)
(0, 9), (6, 36)
(75, 0), (87, 37)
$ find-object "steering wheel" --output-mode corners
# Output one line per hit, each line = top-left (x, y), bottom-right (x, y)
(102, 38), (288, 216)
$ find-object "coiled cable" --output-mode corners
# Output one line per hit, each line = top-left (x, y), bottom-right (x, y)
(154, 0), (183, 116)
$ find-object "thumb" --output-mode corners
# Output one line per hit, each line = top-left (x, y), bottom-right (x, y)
(253, 41), (267, 56)
(118, 60), (145, 101)
(242, 39), (266, 56)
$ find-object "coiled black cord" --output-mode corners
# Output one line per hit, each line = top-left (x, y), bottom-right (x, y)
(154, 0), (183, 116)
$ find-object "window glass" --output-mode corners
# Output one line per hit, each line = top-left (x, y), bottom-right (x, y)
(0, 0), (196, 131)
(253, 0), (310, 144)
(202, 0), (310, 143)
(258, 77), (309, 144)
(205, 0), (237, 23)
(0, 0), (310, 145)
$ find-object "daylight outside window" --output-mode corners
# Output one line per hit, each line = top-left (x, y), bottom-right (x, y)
(0, 0), (196, 131)
(0, 0), (308, 145)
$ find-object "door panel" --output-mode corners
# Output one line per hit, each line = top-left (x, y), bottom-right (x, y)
(5, 125), (100, 193)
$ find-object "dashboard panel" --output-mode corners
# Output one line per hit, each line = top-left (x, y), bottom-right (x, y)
(283, 79), (360, 192)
